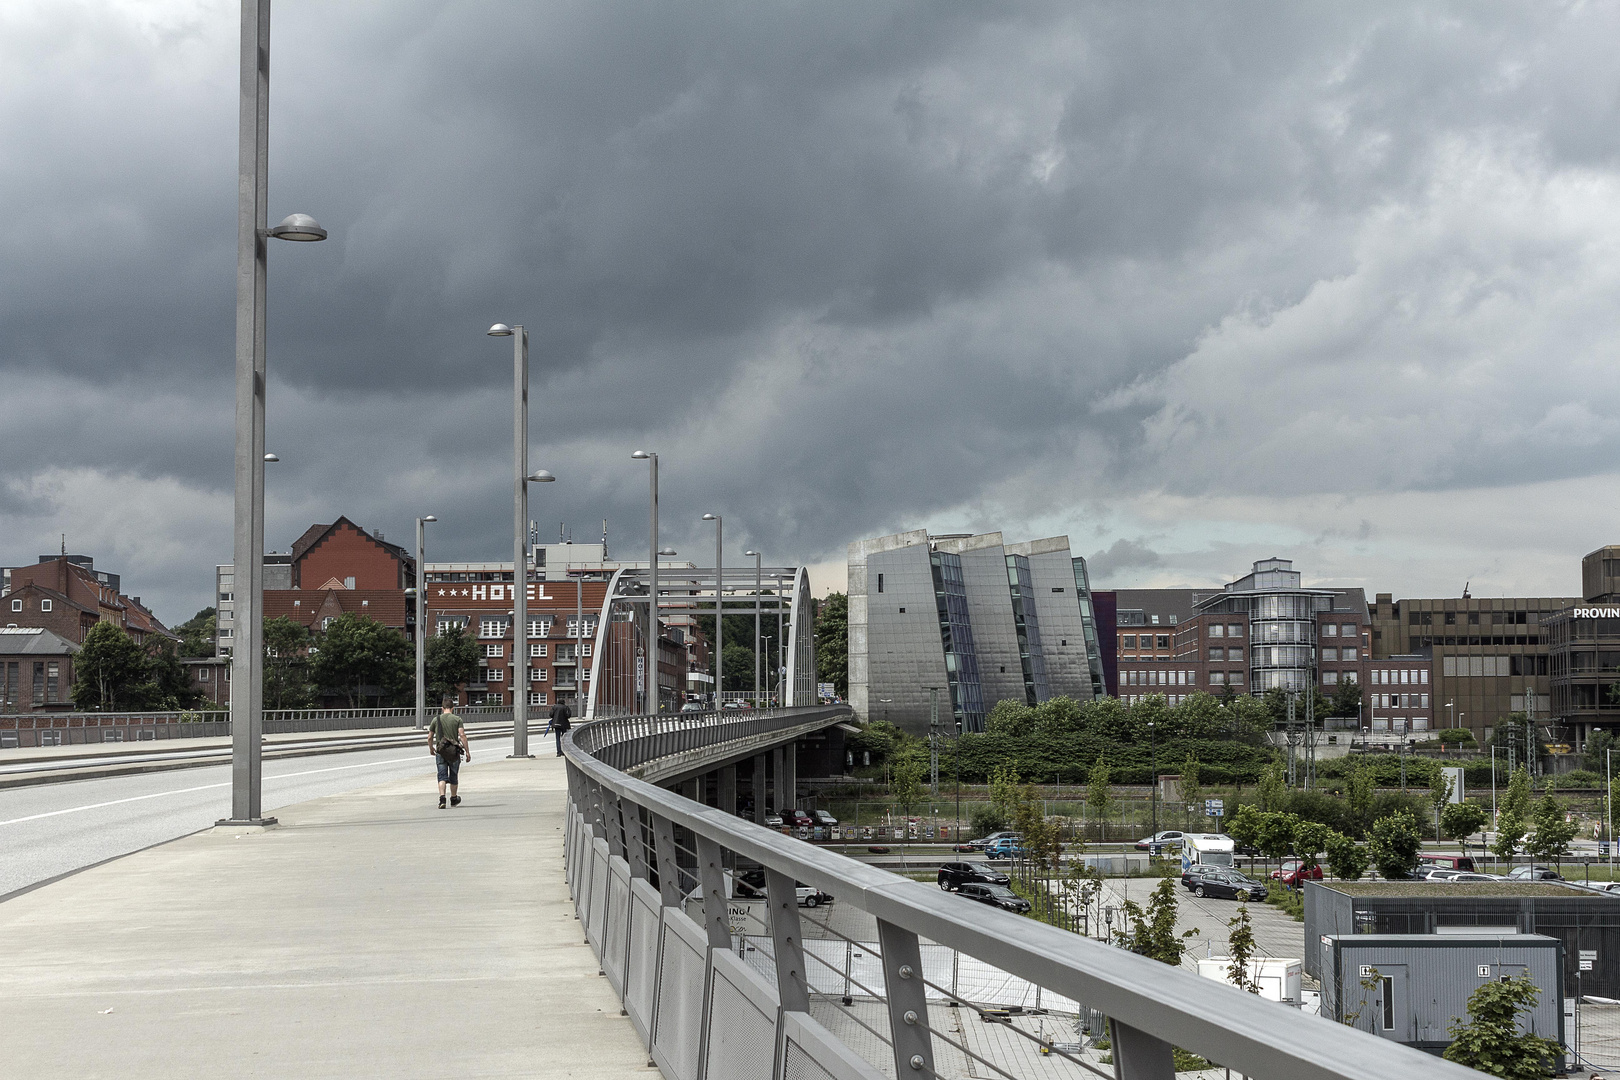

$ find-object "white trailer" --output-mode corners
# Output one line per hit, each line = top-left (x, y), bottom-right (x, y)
(1180, 832), (1235, 875)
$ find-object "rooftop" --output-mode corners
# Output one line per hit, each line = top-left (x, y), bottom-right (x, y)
(1324, 880), (1591, 898)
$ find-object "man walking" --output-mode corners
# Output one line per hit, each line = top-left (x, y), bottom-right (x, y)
(547, 699), (572, 757)
(430, 697), (470, 808)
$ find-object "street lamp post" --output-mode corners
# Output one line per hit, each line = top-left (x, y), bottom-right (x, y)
(632, 451), (659, 713)
(413, 515), (437, 730)
(703, 514), (722, 708)
(223, 0), (328, 827)
(489, 323), (546, 756)
(745, 550), (762, 708)
(1148, 720), (1158, 841)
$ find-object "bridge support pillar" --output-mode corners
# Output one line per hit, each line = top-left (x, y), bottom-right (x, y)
(752, 754), (767, 824)
(771, 747), (786, 814)
(781, 740), (797, 810)
(717, 764), (737, 817)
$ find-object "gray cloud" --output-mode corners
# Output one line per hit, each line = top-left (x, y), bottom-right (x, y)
(4, 2), (1620, 623)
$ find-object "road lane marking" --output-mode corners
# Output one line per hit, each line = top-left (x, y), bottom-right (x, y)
(0, 754), (425, 828)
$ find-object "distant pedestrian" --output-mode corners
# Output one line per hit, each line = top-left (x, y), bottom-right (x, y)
(548, 700), (572, 757)
(430, 697), (470, 809)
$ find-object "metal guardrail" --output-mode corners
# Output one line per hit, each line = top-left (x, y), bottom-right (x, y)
(0, 706), (516, 748)
(562, 708), (1476, 1080)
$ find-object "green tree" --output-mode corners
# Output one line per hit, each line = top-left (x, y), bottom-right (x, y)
(846, 719), (901, 769)
(1292, 820), (1332, 876)
(173, 607), (218, 658)
(720, 643), (757, 694)
(1494, 765), (1534, 863)
(1523, 792), (1577, 869)
(148, 641), (203, 710)
(1115, 878), (1198, 966)
(1256, 760), (1288, 811)
(1226, 805), (1264, 860)
(1225, 907), (1261, 994)
(1368, 809), (1422, 879)
(1179, 753), (1203, 830)
(71, 623), (156, 710)
(1086, 756), (1114, 842)
(1324, 831), (1368, 881)
(989, 764), (1021, 824)
(1257, 811), (1300, 870)
(263, 616), (314, 709)
(1428, 768), (1455, 841)
(1586, 728), (1618, 772)
(1443, 973), (1561, 1079)
(426, 623), (479, 702)
(311, 613), (413, 707)
(1442, 802), (1490, 846)
(1345, 759), (1375, 836)
(1329, 677), (1363, 718)
(813, 591), (848, 697)
(890, 754), (925, 819)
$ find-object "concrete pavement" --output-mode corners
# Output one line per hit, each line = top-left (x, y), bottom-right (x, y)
(0, 754), (658, 1079)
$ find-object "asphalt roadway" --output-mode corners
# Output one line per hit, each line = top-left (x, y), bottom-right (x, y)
(0, 729), (514, 898)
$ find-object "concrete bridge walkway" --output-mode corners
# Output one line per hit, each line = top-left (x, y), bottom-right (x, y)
(1, 754), (657, 1079)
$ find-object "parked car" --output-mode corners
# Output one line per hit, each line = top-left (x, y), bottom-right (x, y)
(722, 701), (749, 711)
(1507, 865), (1564, 881)
(782, 809), (815, 827)
(937, 862), (1012, 891)
(679, 701), (707, 713)
(1182, 867), (1268, 901)
(1418, 854), (1477, 873)
(812, 810), (839, 827)
(1449, 873), (1504, 882)
(736, 869), (834, 907)
(1270, 859), (1324, 887)
(986, 838), (1028, 860)
(957, 882), (1032, 913)
(764, 812), (784, 828)
(1135, 830), (1184, 852)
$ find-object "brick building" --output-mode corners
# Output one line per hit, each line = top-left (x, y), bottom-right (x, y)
(0, 627), (79, 713)
(3, 555), (175, 647)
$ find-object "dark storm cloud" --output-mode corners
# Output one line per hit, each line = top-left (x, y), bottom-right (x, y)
(3, 1), (1620, 622)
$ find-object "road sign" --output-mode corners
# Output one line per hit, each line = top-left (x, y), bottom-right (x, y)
(1582, 950), (1598, 961)
(1205, 798), (1225, 817)
(1582, 959), (1595, 971)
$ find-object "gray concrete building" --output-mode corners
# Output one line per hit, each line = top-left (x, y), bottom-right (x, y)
(848, 530), (1105, 736)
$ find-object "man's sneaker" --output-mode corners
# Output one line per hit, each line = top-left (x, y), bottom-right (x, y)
(439, 795), (447, 809)
(450, 795), (461, 807)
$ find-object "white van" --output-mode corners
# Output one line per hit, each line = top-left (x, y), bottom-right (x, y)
(1180, 833), (1236, 876)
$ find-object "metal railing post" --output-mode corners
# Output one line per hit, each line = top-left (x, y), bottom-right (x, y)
(650, 812), (683, 907)
(765, 870), (810, 1013)
(877, 919), (934, 1077)
(695, 836), (733, 951)
(626, 800), (650, 879)
(1110, 1020), (1175, 1080)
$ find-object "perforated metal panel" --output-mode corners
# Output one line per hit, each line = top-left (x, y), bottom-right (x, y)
(651, 908), (708, 1080)
(602, 856), (632, 995)
(779, 1011), (888, 1080)
(586, 836), (610, 954)
(625, 878), (662, 1043)
(704, 949), (781, 1080)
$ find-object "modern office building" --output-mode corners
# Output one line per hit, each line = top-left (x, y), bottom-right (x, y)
(1547, 545), (1620, 743)
(847, 530), (1105, 736)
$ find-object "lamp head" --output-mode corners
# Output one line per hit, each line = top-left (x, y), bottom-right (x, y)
(267, 213), (327, 241)
(658, 548), (677, 556)
(486, 323), (513, 337)
(526, 470), (556, 483)
(263, 453), (279, 462)
(631, 450), (652, 460)
(702, 513), (717, 521)
(422, 515), (437, 523)
(744, 550), (758, 557)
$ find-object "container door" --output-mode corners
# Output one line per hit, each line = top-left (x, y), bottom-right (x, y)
(1376, 966), (1411, 1042)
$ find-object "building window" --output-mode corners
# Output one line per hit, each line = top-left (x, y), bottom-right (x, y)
(1323, 670), (1338, 685)
(1151, 615), (1160, 625)
(485, 644), (504, 658)
(479, 619), (507, 638)
(487, 667), (505, 682)
(1228, 647), (1243, 661)
(1420, 670), (1428, 684)
(1122, 635), (1136, 649)
(220, 628), (233, 638)
(532, 668), (547, 682)
(877, 573), (884, 593)
(1322, 624), (1338, 637)
(1208, 624), (1224, 638)
(437, 618), (467, 635)
(45, 662), (59, 702)
(220, 592), (233, 602)
(530, 643), (547, 657)
(529, 692), (547, 706)
(40, 599), (51, 612)
(1341, 624), (1356, 636)
(581, 643), (591, 657)
(1420, 694), (1430, 708)
(9, 599), (19, 612)
(528, 618), (552, 638)
(1208, 646), (1223, 662)
(1322, 647), (1338, 662)
(1228, 623), (1243, 637)
(322, 617), (334, 630)
(1156, 635), (1170, 649)
(1341, 647), (1357, 661)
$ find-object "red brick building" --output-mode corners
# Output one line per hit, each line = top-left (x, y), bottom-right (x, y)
(0, 627), (79, 713)
(290, 518), (415, 591)
(3, 556), (176, 647)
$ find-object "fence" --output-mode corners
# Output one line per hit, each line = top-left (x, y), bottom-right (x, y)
(564, 706), (1474, 1080)
(0, 706), (515, 748)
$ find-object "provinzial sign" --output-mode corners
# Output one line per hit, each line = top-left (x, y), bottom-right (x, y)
(1573, 607), (1620, 618)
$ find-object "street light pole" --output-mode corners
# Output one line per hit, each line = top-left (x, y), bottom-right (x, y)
(1148, 720), (1158, 839)
(632, 451), (659, 713)
(414, 515), (436, 730)
(490, 323), (540, 756)
(745, 550), (762, 708)
(224, 0), (327, 827)
(703, 514), (722, 708)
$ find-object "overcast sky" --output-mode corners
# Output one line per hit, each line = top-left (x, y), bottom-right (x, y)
(4, 1), (1620, 626)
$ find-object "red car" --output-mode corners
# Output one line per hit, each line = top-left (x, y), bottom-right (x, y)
(1270, 859), (1324, 887)
(781, 809), (815, 827)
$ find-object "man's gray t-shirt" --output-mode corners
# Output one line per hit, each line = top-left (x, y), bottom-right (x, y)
(431, 713), (465, 753)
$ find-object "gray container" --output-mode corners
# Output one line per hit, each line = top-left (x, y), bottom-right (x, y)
(1322, 933), (1563, 1055)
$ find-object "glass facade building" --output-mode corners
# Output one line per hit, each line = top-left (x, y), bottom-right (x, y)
(1195, 558), (1337, 695)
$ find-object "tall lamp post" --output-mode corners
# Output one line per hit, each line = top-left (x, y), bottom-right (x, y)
(632, 451), (659, 713)
(489, 323), (544, 756)
(413, 515), (437, 730)
(745, 550), (761, 708)
(702, 514), (722, 708)
(1148, 720), (1158, 842)
(223, 0), (328, 827)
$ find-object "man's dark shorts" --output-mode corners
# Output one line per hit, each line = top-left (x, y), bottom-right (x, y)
(436, 755), (461, 784)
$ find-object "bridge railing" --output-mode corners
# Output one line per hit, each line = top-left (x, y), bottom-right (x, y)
(562, 707), (1475, 1080)
(0, 705), (517, 748)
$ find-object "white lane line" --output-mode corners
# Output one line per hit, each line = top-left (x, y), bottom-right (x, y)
(0, 754), (425, 828)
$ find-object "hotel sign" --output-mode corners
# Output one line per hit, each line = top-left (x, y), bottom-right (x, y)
(1573, 607), (1620, 618)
